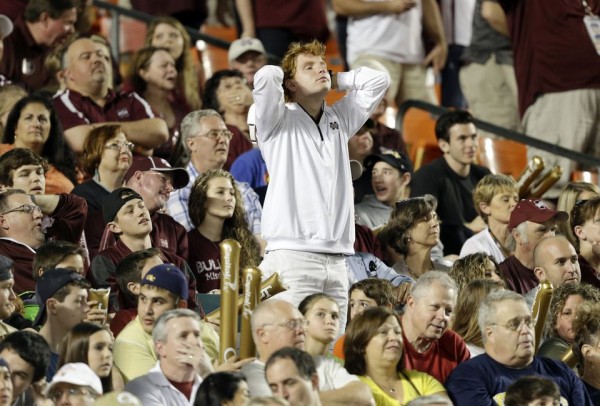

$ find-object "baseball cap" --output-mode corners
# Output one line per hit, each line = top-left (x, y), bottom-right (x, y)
(364, 151), (413, 175)
(0, 256), (13, 281)
(47, 363), (103, 397)
(508, 199), (568, 232)
(102, 187), (143, 224)
(34, 268), (87, 326)
(125, 156), (189, 189)
(228, 38), (266, 62)
(141, 263), (188, 300)
(0, 15), (13, 38)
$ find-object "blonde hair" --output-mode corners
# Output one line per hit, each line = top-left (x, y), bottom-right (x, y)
(557, 182), (600, 245)
(473, 174), (518, 223)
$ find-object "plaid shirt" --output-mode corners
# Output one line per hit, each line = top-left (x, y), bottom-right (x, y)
(167, 162), (262, 234)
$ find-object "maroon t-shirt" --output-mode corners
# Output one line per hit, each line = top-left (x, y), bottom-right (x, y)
(187, 229), (221, 294)
(500, 0), (600, 116)
(401, 325), (470, 384)
(499, 255), (539, 295)
(254, 0), (329, 41)
(578, 254), (600, 289)
(225, 124), (253, 171)
(152, 212), (189, 260)
(0, 15), (53, 91)
(52, 88), (156, 131)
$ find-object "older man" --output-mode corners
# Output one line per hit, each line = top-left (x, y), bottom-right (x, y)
(446, 290), (592, 405)
(241, 299), (373, 405)
(533, 236), (581, 289)
(166, 110), (263, 247)
(499, 199), (568, 294)
(265, 347), (323, 406)
(125, 309), (207, 405)
(53, 37), (169, 154)
(400, 271), (470, 383)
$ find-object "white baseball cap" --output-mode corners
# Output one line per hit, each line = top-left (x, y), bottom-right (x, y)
(0, 15), (13, 38)
(47, 363), (103, 397)
(228, 38), (266, 62)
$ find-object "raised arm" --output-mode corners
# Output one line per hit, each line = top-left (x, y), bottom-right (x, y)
(252, 66), (287, 142)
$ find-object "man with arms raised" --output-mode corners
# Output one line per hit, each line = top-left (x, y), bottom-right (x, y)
(400, 271), (469, 383)
(446, 290), (592, 405)
(254, 40), (389, 330)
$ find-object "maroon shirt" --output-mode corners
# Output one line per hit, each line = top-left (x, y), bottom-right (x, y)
(372, 122), (408, 156)
(254, 0), (329, 41)
(500, 0), (600, 116)
(499, 255), (538, 295)
(354, 223), (383, 258)
(578, 254), (600, 290)
(91, 240), (199, 313)
(225, 125), (253, 171)
(110, 308), (137, 337)
(0, 194), (88, 294)
(52, 88), (157, 131)
(0, 15), (54, 91)
(187, 228), (221, 294)
(401, 325), (470, 383)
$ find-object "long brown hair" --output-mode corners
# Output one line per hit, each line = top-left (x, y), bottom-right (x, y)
(144, 17), (202, 110)
(188, 169), (260, 269)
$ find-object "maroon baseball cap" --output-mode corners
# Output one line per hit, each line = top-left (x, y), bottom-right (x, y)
(508, 199), (568, 231)
(125, 157), (189, 189)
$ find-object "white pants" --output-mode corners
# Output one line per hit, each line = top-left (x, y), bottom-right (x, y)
(259, 250), (350, 332)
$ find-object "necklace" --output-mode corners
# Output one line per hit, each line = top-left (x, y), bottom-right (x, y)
(372, 377), (398, 394)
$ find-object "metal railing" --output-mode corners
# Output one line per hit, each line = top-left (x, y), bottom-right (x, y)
(397, 99), (600, 168)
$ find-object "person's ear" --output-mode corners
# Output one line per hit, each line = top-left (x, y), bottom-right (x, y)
(186, 137), (196, 153)
(107, 222), (121, 234)
(438, 139), (450, 154)
(177, 300), (188, 309)
(0, 215), (8, 231)
(284, 79), (296, 93)
(311, 372), (319, 391)
(155, 340), (167, 357)
(400, 172), (411, 188)
(484, 325), (494, 344)
(582, 344), (593, 358)
(480, 201), (492, 216)
(574, 225), (586, 241)
(47, 298), (58, 315)
(534, 267), (546, 282)
(127, 282), (140, 295)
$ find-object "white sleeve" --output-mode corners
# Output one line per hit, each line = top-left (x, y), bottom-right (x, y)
(316, 357), (359, 391)
(252, 65), (286, 143)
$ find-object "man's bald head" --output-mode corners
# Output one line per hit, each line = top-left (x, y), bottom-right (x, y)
(533, 235), (580, 288)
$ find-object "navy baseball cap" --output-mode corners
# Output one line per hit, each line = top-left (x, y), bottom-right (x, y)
(364, 151), (413, 175)
(0, 256), (13, 281)
(34, 268), (88, 326)
(141, 264), (188, 300)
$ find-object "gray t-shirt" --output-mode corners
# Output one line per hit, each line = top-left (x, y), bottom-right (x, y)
(463, 0), (513, 64)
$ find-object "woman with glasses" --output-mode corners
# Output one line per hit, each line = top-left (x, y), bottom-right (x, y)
(203, 70), (254, 170)
(1, 94), (79, 193)
(59, 322), (124, 394)
(72, 125), (133, 259)
(128, 46), (191, 165)
(187, 169), (260, 293)
(538, 283), (600, 363)
(344, 307), (447, 405)
(571, 196), (600, 289)
(572, 302), (600, 403)
(378, 195), (449, 279)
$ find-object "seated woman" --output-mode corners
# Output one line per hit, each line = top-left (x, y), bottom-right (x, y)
(572, 302), (600, 403)
(203, 70), (254, 170)
(460, 174), (519, 262)
(2, 94), (78, 193)
(144, 17), (202, 112)
(378, 195), (449, 278)
(449, 252), (503, 293)
(538, 283), (600, 363)
(72, 125), (132, 260)
(558, 181), (600, 245)
(128, 46), (190, 163)
(195, 371), (249, 406)
(299, 293), (340, 356)
(571, 196), (600, 288)
(59, 322), (124, 393)
(187, 169), (260, 293)
(344, 306), (448, 405)
(452, 279), (505, 357)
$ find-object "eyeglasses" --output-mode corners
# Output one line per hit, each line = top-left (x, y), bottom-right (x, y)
(194, 130), (234, 141)
(1, 204), (42, 216)
(105, 141), (134, 151)
(490, 317), (534, 332)
(262, 318), (305, 331)
(48, 387), (95, 402)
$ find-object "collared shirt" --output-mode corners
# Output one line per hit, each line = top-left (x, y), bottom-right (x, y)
(167, 162), (262, 235)
(125, 362), (202, 406)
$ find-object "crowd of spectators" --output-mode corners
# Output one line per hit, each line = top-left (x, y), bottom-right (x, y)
(0, 0), (598, 405)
